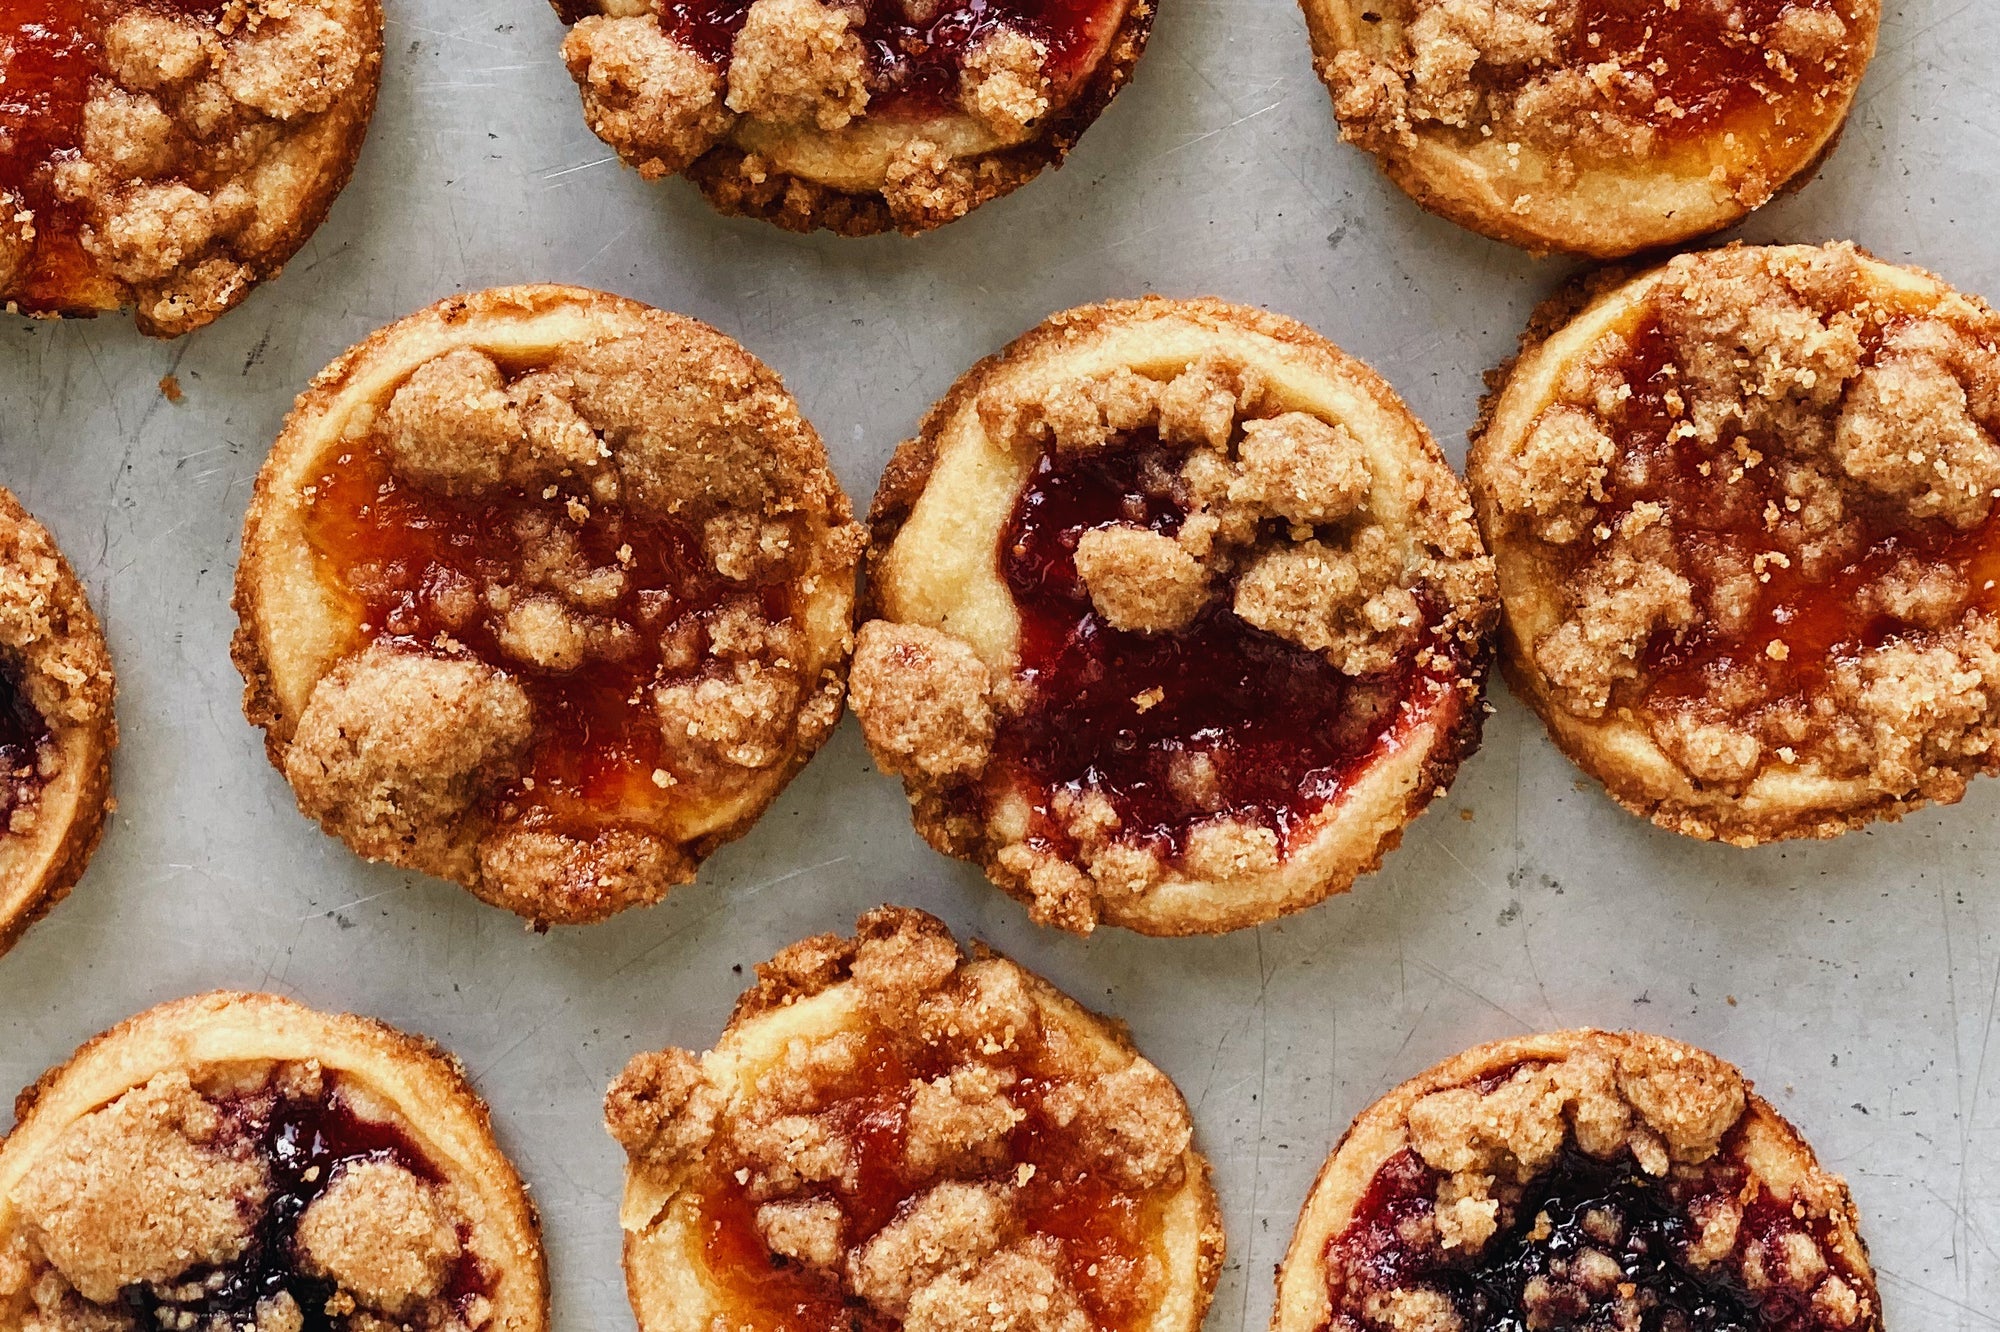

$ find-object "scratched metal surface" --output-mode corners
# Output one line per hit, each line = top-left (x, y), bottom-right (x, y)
(0, 0), (1995, 1326)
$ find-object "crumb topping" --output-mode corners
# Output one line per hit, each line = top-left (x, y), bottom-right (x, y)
(855, 351), (1493, 931)
(276, 312), (861, 924)
(0, 1063), (493, 1332)
(1317, 1034), (1878, 1332)
(1483, 244), (2000, 811)
(1, 0), (378, 335)
(605, 908), (1201, 1332)
(1324, 0), (1873, 184)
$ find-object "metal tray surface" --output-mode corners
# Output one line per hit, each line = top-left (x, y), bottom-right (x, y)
(0, 1), (1994, 1328)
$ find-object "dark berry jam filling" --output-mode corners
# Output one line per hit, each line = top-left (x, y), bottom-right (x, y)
(121, 1079), (492, 1332)
(698, 1028), (1165, 1332)
(1327, 1142), (1867, 1332)
(987, 435), (1459, 862)
(301, 434), (794, 834)
(0, 665), (52, 832)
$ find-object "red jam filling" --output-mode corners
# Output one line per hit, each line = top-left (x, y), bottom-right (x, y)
(987, 435), (1460, 862)
(125, 1079), (494, 1331)
(301, 435), (794, 835)
(696, 1035), (1166, 1332)
(1325, 1140), (1864, 1332)
(552, 0), (1126, 118)
(1587, 316), (2000, 728)
(1566, 0), (1858, 143)
(0, 667), (52, 832)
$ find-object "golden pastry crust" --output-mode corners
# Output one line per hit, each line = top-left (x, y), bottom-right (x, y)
(552, 0), (1153, 236)
(0, 991), (547, 1332)
(231, 284), (863, 926)
(605, 907), (1223, 1332)
(1272, 1029), (1881, 1332)
(0, 488), (116, 962)
(854, 297), (1497, 936)
(1, 0), (383, 337)
(1299, 0), (1879, 257)
(1472, 242), (2000, 845)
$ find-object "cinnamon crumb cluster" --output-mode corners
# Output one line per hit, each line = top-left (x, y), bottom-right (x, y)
(1485, 244), (2000, 808)
(607, 909), (1204, 1332)
(2, 0), (376, 335)
(0, 1065), (481, 1332)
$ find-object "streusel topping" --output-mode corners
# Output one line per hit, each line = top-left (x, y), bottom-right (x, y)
(1484, 244), (2000, 807)
(0, 1063), (493, 1332)
(607, 908), (1202, 1332)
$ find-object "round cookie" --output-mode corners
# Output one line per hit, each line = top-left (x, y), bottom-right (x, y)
(232, 285), (864, 926)
(605, 906), (1223, 1332)
(0, 487), (115, 961)
(852, 297), (1497, 936)
(1472, 242), (2000, 845)
(550, 0), (1154, 236)
(1299, 0), (1879, 257)
(1272, 1029), (1882, 1332)
(0, 0), (383, 336)
(0, 991), (547, 1332)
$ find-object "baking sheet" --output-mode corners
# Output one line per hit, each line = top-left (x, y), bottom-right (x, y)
(0, 0), (1995, 1326)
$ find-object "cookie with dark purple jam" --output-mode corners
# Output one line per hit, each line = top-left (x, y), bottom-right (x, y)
(0, 993), (547, 1332)
(1272, 1030), (1882, 1332)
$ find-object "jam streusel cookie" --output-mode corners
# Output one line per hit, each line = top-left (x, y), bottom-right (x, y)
(1300, 0), (1879, 257)
(0, 488), (115, 961)
(550, 0), (1152, 236)
(852, 298), (1497, 936)
(1272, 1029), (1881, 1332)
(1473, 243), (2000, 844)
(605, 907), (1223, 1332)
(0, 0), (383, 336)
(0, 991), (547, 1332)
(232, 285), (864, 926)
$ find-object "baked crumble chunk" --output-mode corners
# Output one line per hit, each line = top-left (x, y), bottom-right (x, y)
(1298, 0), (1879, 257)
(0, 992), (547, 1332)
(852, 298), (1497, 936)
(605, 907), (1223, 1332)
(231, 286), (863, 927)
(1270, 1030), (1881, 1332)
(0, 0), (382, 336)
(0, 487), (116, 962)
(550, 0), (1153, 235)
(1472, 242), (2000, 844)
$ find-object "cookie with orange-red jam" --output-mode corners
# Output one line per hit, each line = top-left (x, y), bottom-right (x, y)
(0, 991), (547, 1332)
(851, 297), (1497, 937)
(550, 0), (1152, 236)
(0, 0), (382, 337)
(0, 486), (116, 962)
(1271, 1029), (1882, 1332)
(604, 906), (1223, 1332)
(1472, 243), (2000, 845)
(1300, 0), (1878, 258)
(231, 285), (863, 927)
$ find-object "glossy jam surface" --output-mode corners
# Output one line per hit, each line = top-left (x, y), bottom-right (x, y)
(1327, 1142), (1859, 1331)
(301, 437), (790, 833)
(988, 436), (1452, 860)
(696, 1035), (1165, 1332)
(1588, 317), (2000, 725)
(1567, 0), (1858, 142)
(125, 1079), (491, 1332)
(0, 667), (51, 830)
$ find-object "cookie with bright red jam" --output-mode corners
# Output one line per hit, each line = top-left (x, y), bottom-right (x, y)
(852, 297), (1496, 936)
(0, 0), (382, 336)
(0, 486), (115, 962)
(1271, 1030), (1882, 1332)
(1300, 0), (1879, 257)
(604, 907), (1223, 1332)
(231, 285), (863, 927)
(0, 992), (546, 1332)
(1473, 242), (2000, 845)
(550, 0), (1153, 235)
